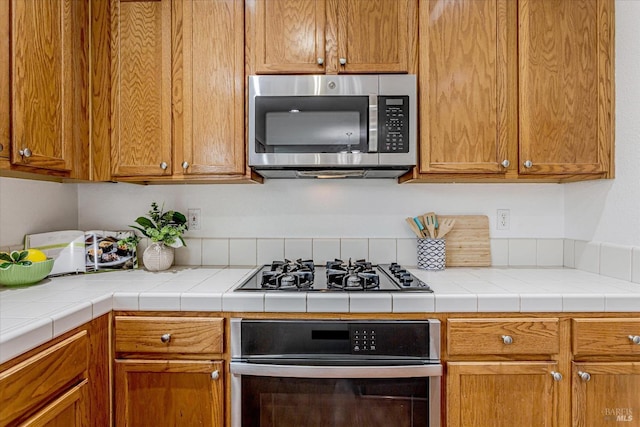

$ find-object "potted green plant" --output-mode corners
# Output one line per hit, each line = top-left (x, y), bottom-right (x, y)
(131, 202), (188, 271)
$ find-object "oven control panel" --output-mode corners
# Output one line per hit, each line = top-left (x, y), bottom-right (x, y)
(349, 322), (430, 356)
(351, 327), (377, 353)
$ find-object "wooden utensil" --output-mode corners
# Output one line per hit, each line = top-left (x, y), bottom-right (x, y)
(405, 217), (424, 238)
(413, 217), (426, 237)
(437, 218), (456, 238)
(422, 212), (437, 239)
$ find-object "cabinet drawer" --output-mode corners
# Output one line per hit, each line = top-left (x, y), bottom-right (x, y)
(447, 318), (560, 356)
(573, 318), (640, 356)
(115, 316), (224, 354)
(0, 331), (88, 426)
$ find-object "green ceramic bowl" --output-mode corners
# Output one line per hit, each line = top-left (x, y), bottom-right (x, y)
(0, 258), (55, 286)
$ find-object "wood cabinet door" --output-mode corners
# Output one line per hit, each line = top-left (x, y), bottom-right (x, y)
(418, 0), (514, 174)
(332, 0), (416, 74)
(21, 380), (89, 427)
(250, 0), (326, 74)
(173, 0), (245, 176)
(0, 0), (8, 160)
(111, 0), (172, 177)
(573, 362), (640, 427)
(518, 0), (613, 176)
(447, 361), (560, 427)
(114, 359), (224, 427)
(11, 0), (88, 174)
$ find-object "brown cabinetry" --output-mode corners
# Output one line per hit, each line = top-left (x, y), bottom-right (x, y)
(0, 0), (8, 162)
(446, 317), (564, 427)
(246, 0), (417, 75)
(571, 318), (640, 427)
(410, 0), (613, 183)
(2, 0), (90, 179)
(114, 316), (225, 427)
(109, 0), (248, 182)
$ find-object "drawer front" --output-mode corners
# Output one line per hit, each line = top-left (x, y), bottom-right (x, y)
(115, 316), (224, 354)
(573, 318), (640, 356)
(447, 318), (560, 356)
(0, 331), (88, 426)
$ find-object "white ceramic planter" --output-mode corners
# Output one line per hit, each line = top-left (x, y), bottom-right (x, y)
(143, 242), (174, 271)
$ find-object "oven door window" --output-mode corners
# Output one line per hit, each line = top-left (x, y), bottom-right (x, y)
(254, 96), (369, 154)
(241, 376), (429, 427)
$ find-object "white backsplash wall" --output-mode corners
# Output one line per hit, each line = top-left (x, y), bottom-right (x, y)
(76, 180), (565, 239)
(0, 177), (79, 247)
(564, 0), (640, 248)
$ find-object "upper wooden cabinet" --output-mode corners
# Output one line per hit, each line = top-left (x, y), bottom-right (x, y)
(418, 0), (514, 175)
(109, 0), (248, 182)
(518, 0), (613, 176)
(246, 0), (418, 75)
(0, 0), (8, 161)
(6, 0), (90, 179)
(410, 0), (614, 183)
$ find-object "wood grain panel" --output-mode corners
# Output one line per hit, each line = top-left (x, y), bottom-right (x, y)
(572, 362), (640, 427)
(111, 0), (172, 177)
(519, 0), (609, 175)
(115, 359), (224, 427)
(20, 380), (88, 427)
(0, 331), (88, 426)
(254, 0), (325, 74)
(174, 0), (245, 176)
(448, 318), (560, 356)
(11, 0), (76, 172)
(573, 318), (640, 356)
(337, 0), (412, 73)
(435, 215), (491, 267)
(419, 0), (513, 174)
(0, 0), (9, 160)
(448, 361), (559, 427)
(115, 316), (224, 354)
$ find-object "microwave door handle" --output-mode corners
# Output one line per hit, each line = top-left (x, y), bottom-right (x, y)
(369, 94), (378, 152)
(230, 362), (442, 379)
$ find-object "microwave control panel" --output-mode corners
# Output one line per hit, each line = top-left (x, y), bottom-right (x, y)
(378, 96), (410, 153)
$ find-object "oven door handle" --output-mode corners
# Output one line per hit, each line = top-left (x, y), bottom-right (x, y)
(230, 362), (442, 379)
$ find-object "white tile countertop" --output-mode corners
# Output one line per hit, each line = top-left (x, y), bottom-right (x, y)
(1, 266), (640, 364)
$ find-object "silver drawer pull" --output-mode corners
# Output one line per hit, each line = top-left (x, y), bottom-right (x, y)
(211, 370), (220, 380)
(551, 371), (563, 381)
(629, 335), (640, 345)
(578, 371), (591, 382)
(160, 333), (171, 343)
(501, 335), (513, 345)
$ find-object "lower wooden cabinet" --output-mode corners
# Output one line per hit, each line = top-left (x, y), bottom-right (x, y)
(572, 362), (640, 427)
(114, 360), (224, 427)
(447, 361), (561, 427)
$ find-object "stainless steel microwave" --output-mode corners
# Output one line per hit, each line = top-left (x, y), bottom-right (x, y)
(248, 74), (417, 178)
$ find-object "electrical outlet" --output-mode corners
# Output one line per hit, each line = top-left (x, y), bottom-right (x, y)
(188, 208), (201, 231)
(497, 209), (510, 230)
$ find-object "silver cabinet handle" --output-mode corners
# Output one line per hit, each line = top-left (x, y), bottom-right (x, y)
(523, 160), (533, 168)
(317, 58), (324, 65)
(160, 333), (171, 343)
(160, 162), (168, 170)
(578, 371), (591, 382)
(19, 148), (32, 158)
(629, 335), (640, 345)
(551, 371), (563, 381)
(339, 57), (347, 65)
(182, 161), (189, 170)
(0, 143), (4, 152)
(211, 370), (220, 380)
(501, 335), (513, 345)
(501, 159), (510, 168)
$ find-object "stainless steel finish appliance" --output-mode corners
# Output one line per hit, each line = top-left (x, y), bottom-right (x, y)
(230, 318), (441, 427)
(248, 74), (417, 178)
(233, 259), (432, 292)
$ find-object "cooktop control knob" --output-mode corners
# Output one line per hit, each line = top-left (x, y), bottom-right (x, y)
(395, 269), (407, 278)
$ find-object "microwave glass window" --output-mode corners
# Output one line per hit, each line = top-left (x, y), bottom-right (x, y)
(255, 96), (369, 153)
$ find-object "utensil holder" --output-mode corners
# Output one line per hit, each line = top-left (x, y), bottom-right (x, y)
(417, 238), (446, 271)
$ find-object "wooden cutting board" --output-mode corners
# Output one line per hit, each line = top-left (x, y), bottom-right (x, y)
(438, 215), (491, 267)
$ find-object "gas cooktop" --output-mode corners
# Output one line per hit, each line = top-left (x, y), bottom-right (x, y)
(234, 259), (432, 292)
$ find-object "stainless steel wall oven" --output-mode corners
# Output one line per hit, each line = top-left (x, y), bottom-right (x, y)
(230, 319), (441, 427)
